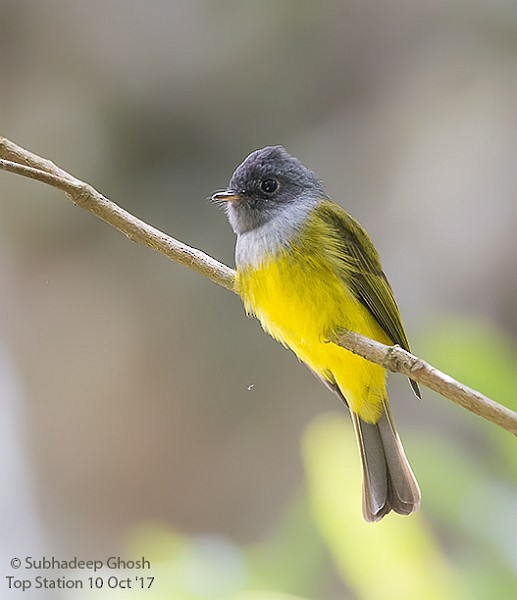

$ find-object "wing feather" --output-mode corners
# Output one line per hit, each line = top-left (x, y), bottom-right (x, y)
(318, 200), (421, 398)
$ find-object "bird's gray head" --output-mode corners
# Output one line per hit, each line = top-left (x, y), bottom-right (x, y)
(212, 146), (326, 235)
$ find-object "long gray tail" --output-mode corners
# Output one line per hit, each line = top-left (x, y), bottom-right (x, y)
(351, 402), (421, 522)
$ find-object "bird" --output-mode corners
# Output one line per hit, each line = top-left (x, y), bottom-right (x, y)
(212, 145), (421, 522)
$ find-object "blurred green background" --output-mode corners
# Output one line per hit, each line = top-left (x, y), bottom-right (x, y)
(1, 1), (516, 599)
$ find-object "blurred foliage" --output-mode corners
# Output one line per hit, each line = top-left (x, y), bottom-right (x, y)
(421, 316), (517, 470)
(303, 414), (467, 600)
(90, 315), (517, 600)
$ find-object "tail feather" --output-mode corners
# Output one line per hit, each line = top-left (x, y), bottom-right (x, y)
(313, 373), (420, 522)
(351, 403), (421, 522)
(351, 412), (390, 521)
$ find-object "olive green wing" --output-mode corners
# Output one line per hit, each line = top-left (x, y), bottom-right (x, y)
(318, 200), (421, 398)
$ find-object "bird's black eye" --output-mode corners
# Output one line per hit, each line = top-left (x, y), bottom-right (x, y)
(260, 178), (278, 194)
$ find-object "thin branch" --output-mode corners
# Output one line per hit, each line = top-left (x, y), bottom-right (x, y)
(337, 330), (516, 434)
(1, 137), (516, 435)
(0, 139), (234, 292)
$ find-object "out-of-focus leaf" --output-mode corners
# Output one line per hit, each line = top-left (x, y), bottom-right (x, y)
(99, 520), (316, 600)
(244, 492), (327, 597)
(421, 317), (517, 410)
(410, 434), (517, 587)
(409, 435), (484, 525)
(115, 523), (245, 600)
(233, 593), (310, 600)
(461, 551), (517, 600)
(421, 317), (517, 471)
(302, 413), (467, 600)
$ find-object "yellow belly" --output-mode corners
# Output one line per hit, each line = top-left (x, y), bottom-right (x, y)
(237, 249), (390, 423)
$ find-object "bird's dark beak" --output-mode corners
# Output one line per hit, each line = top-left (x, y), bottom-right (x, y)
(211, 190), (242, 202)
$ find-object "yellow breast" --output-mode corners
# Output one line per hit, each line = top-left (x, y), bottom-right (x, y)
(236, 239), (390, 423)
